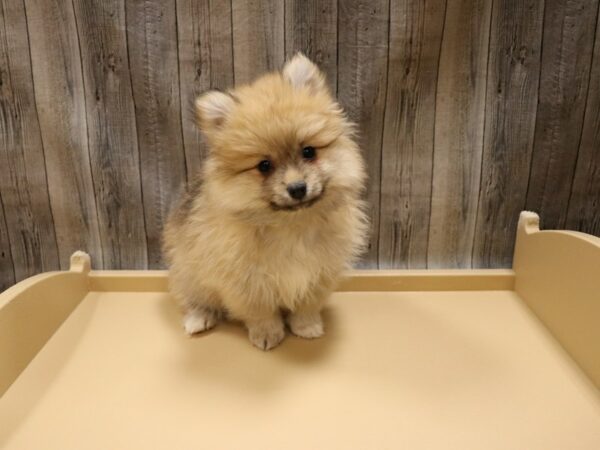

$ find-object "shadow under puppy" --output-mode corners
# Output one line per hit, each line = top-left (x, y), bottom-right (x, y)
(163, 54), (368, 350)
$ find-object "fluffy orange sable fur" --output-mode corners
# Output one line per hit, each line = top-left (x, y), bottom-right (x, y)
(163, 54), (368, 350)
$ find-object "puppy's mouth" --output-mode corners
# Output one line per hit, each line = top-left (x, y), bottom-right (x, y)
(269, 191), (325, 212)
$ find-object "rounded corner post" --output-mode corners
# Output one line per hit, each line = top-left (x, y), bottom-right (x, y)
(513, 211), (540, 271)
(69, 251), (92, 273)
(518, 211), (540, 235)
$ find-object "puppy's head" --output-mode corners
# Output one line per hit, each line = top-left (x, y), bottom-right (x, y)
(196, 54), (365, 217)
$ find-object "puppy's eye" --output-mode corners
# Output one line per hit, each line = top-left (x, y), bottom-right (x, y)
(302, 146), (316, 160)
(257, 159), (273, 173)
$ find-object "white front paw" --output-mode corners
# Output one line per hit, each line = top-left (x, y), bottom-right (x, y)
(288, 311), (324, 339)
(183, 309), (219, 335)
(247, 319), (285, 351)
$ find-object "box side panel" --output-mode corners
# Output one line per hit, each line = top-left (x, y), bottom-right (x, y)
(514, 212), (600, 389)
(339, 269), (515, 291)
(86, 269), (515, 292)
(0, 272), (88, 396)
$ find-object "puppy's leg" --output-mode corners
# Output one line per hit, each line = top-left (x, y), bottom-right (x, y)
(225, 294), (285, 350)
(178, 287), (223, 335)
(183, 306), (221, 335)
(288, 306), (324, 339)
(287, 284), (330, 339)
(245, 313), (286, 351)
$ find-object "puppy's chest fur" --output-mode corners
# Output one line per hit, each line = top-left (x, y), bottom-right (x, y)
(198, 209), (352, 307)
(255, 222), (339, 275)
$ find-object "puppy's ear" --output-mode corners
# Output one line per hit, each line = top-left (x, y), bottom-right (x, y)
(195, 91), (235, 132)
(283, 53), (327, 94)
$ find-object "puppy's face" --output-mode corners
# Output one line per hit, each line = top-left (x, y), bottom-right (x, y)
(196, 54), (365, 217)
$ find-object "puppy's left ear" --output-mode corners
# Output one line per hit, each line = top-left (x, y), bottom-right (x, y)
(283, 53), (327, 94)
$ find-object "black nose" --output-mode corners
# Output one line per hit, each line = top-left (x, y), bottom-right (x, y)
(287, 181), (307, 200)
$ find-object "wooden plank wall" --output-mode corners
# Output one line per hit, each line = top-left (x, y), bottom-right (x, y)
(1, 0), (599, 288)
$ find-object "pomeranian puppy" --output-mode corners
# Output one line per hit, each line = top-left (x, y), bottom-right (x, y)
(163, 54), (368, 350)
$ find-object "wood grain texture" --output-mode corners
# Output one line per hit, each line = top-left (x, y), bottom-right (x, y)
(72, 0), (147, 269)
(232, 0), (284, 85)
(177, 0), (234, 177)
(284, 0), (337, 92)
(0, 0), (59, 280)
(337, 0), (390, 268)
(472, 0), (545, 268)
(378, 0), (446, 269)
(24, 0), (103, 270)
(525, 0), (600, 230)
(0, 192), (14, 292)
(566, 9), (600, 236)
(2, 1), (600, 288)
(427, 0), (492, 268)
(126, 0), (187, 268)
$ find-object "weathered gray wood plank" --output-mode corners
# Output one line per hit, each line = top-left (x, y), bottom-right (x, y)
(0, 0), (60, 281)
(567, 8), (600, 237)
(337, 0), (390, 268)
(472, 0), (544, 268)
(1, 0), (600, 283)
(126, 0), (187, 268)
(284, 0), (337, 92)
(72, 0), (148, 269)
(176, 0), (234, 177)
(232, 0), (284, 85)
(24, 0), (103, 270)
(525, 0), (600, 229)
(427, 0), (492, 268)
(378, 0), (446, 269)
(0, 192), (14, 292)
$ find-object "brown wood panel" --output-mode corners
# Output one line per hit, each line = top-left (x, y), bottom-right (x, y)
(72, 0), (147, 269)
(1, 0), (600, 285)
(472, 0), (545, 268)
(24, 0), (103, 270)
(126, 0), (187, 268)
(378, 0), (446, 269)
(0, 193), (14, 292)
(284, 0), (337, 92)
(567, 9), (600, 237)
(0, 0), (59, 281)
(176, 0), (234, 177)
(525, 0), (600, 230)
(337, 0), (390, 268)
(427, 0), (492, 268)
(232, 0), (284, 85)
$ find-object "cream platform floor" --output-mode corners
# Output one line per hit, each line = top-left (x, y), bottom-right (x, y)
(1, 212), (599, 449)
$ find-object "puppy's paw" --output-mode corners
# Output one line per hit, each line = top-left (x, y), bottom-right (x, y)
(247, 319), (285, 351)
(288, 311), (324, 339)
(183, 308), (219, 335)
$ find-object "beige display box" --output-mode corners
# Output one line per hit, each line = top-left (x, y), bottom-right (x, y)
(1, 212), (599, 449)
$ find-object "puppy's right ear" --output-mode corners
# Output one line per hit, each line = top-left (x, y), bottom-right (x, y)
(195, 91), (235, 132)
